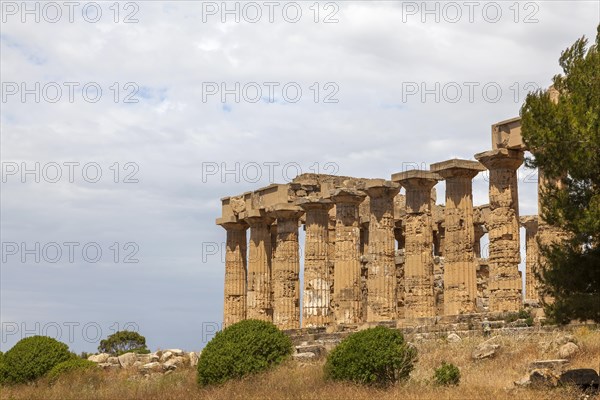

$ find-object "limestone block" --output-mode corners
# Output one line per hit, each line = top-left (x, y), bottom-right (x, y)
(140, 362), (164, 373)
(87, 353), (110, 363)
(471, 342), (500, 359)
(558, 342), (579, 359)
(160, 351), (173, 363)
(189, 351), (199, 367)
(447, 333), (461, 343)
(107, 357), (120, 365)
(118, 352), (137, 368)
(293, 352), (316, 361)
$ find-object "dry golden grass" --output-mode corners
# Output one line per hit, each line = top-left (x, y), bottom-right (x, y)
(2, 328), (599, 400)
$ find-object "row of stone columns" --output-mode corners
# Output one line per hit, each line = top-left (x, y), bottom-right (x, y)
(219, 149), (542, 328)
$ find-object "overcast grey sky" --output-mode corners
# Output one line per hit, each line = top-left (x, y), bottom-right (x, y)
(1, 1), (598, 353)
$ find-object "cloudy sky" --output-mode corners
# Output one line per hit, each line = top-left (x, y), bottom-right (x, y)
(1, 1), (598, 353)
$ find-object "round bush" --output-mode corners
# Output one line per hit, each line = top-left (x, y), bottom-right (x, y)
(197, 319), (293, 386)
(46, 359), (97, 383)
(1, 336), (73, 384)
(433, 361), (460, 385)
(324, 326), (417, 386)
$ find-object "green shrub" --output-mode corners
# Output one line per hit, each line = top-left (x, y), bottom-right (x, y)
(518, 309), (531, 320)
(197, 319), (292, 386)
(1, 336), (72, 384)
(46, 359), (97, 383)
(433, 361), (460, 386)
(0, 351), (7, 385)
(324, 326), (417, 387)
(98, 330), (149, 356)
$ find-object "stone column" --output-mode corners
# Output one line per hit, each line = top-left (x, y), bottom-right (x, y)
(392, 170), (441, 318)
(365, 180), (400, 321)
(268, 204), (303, 330)
(473, 224), (485, 258)
(330, 188), (366, 324)
(327, 208), (337, 318)
(217, 218), (248, 328)
(245, 210), (274, 321)
(475, 149), (524, 312)
(520, 215), (539, 302)
(536, 169), (569, 304)
(297, 198), (333, 327)
(431, 159), (485, 315)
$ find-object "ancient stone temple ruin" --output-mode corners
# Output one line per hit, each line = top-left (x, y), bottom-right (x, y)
(216, 116), (556, 330)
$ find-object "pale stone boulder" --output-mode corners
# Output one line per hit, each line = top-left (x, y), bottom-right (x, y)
(189, 352), (199, 367)
(159, 351), (173, 363)
(166, 349), (184, 357)
(164, 356), (186, 371)
(472, 343), (500, 359)
(555, 334), (577, 346)
(107, 357), (120, 365)
(136, 354), (158, 364)
(88, 353), (110, 363)
(295, 344), (325, 358)
(140, 362), (164, 373)
(447, 333), (461, 343)
(118, 352), (137, 368)
(558, 342), (579, 358)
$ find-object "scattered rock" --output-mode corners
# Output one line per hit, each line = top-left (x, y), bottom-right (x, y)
(136, 354), (158, 364)
(163, 356), (186, 371)
(293, 352), (316, 361)
(98, 362), (121, 371)
(88, 353), (110, 363)
(559, 369), (600, 392)
(559, 342), (579, 358)
(159, 351), (173, 363)
(515, 368), (560, 387)
(140, 362), (164, 373)
(555, 334), (577, 346)
(472, 343), (500, 360)
(166, 349), (184, 357)
(528, 359), (570, 373)
(189, 352), (199, 367)
(295, 344), (325, 358)
(107, 357), (120, 365)
(447, 333), (461, 343)
(118, 352), (137, 368)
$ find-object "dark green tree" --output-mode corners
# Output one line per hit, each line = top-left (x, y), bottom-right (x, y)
(520, 24), (600, 323)
(98, 330), (149, 356)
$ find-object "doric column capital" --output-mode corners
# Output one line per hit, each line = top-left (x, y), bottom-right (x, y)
(216, 217), (248, 231)
(296, 197), (333, 211)
(365, 179), (400, 198)
(391, 170), (441, 191)
(244, 209), (274, 227)
(391, 170), (441, 214)
(329, 188), (366, 205)
(430, 159), (486, 180)
(267, 203), (304, 221)
(474, 148), (524, 170)
(520, 215), (539, 233)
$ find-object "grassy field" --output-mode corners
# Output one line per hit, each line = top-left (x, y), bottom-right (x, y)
(2, 327), (599, 400)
